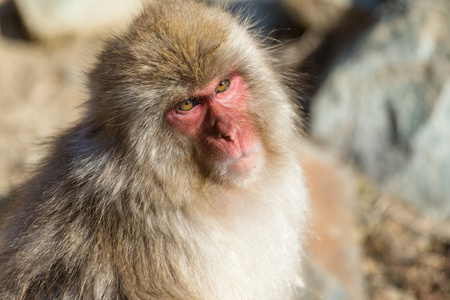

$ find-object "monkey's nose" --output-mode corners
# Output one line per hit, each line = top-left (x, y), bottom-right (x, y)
(216, 119), (238, 142)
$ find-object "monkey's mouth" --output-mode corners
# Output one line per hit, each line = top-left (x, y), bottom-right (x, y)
(225, 146), (261, 176)
(233, 151), (255, 164)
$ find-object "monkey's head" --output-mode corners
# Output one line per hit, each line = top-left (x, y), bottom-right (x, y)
(88, 0), (298, 190)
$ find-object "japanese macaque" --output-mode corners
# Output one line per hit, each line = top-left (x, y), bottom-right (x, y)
(0, 1), (309, 299)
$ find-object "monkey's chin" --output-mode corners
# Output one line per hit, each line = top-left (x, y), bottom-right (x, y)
(219, 150), (262, 185)
(229, 151), (259, 174)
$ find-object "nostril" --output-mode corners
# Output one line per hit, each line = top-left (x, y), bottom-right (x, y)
(220, 133), (233, 142)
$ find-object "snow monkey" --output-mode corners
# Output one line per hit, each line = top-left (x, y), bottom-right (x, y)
(0, 1), (309, 299)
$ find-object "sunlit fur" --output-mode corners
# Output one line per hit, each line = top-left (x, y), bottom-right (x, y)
(0, 1), (309, 299)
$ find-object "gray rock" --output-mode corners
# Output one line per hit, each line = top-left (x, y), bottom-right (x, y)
(301, 257), (351, 300)
(281, 0), (380, 32)
(14, 0), (146, 40)
(310, 0), (450, 220)
(390, 80), (450, 219)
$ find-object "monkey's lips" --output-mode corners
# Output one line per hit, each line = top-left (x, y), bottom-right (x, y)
(223, 146), (260, 176)
(202, 137), (261, 178)
(231, 150), (256, 166)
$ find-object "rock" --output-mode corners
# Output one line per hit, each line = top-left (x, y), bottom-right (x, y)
(302, 258), (351, 300)
(14, 0), (146, 40)
(310, 0), (450, 220)
(1, 0), (29, 40)
(390, 80), (450, 219)
(280, 0), (380, 37)
(281, 0), (349, 33)
(299, 142), (366, 300)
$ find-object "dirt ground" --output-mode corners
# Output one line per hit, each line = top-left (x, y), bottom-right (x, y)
(0, 28), (449, 300)
(356, 181), (450, 300)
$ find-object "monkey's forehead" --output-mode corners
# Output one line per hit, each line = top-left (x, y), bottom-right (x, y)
(96, 0), (256, 91)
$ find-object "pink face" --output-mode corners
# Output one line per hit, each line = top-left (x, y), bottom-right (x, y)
(166, 75), (260, 178)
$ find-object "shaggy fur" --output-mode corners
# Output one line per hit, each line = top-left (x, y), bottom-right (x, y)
(0, 1), (309, 299)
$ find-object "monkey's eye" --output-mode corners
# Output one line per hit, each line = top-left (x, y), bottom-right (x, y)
(178, 99), (198, 111)
(215, 79), (229, 93)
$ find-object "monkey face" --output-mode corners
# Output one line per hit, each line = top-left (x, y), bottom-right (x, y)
(166, 75), (263, 182)
(86, 0), (292, 187)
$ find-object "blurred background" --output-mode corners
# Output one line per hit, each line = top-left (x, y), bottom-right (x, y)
(0, 0), (448, 299)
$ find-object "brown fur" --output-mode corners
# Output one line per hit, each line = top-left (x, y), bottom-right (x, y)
(0, 1), (309, 299)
